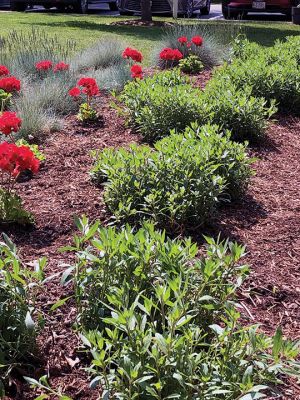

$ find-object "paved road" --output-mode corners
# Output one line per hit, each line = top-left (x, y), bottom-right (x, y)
(0, 1), (290, 21)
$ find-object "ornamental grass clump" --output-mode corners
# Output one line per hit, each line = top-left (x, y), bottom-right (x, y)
(91, 124), (252, 231)
(62, 217), (300, 400)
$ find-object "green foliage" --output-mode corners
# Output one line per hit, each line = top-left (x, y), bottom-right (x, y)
(0, 235), (45, 395)
(0, 188), (34, 225)
(15, 139), (46, 162)
(77, 103), (98, 122)
(223, 35), (300, 114)
(121, 69), (275, 143)
(63, 218), (300, 399)
(179, 55), (204, 74)
(91, 124), (252, 230)
(24, 375), (72, 400)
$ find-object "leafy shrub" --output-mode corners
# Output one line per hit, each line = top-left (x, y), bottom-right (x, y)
(91, 124), (252, 230)
(121, 70), (206, 142)
(0, 235), (45, 396)
(121, 69), (275, 143)
(64, 218), (300, 399)
(178, 55), (204, 74)
(0, 188), (33, 225)
(224, 36), (300, 114)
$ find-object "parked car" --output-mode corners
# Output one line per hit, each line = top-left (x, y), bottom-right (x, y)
(9, 0), (117, 12)
(117, 0), (211, 16)
(222, 0), (299, 18)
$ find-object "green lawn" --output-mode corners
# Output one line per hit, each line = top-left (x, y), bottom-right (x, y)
(1, 12), (300, 63)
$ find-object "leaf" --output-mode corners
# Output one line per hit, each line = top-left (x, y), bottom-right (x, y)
(78, 333), (92, 348)
(90, 376), (101, 389)
(60, 266), (75, 286)
(272, 327), (283, 361)
(34, 395), (49, 400)
(209, 324), (224, 336)
(50, 296), (72, 311)
(24, 376), (41, 386)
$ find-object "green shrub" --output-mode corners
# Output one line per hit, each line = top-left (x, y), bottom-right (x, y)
(91, 124), (252, 230)
(224, 36), (300, 115)
(64, 218), (300, 399)
(0, 188), (34, 225)
(0, 235), (45, 396)
(204, 77), (277, 142)
(120, 70), (206, 143)
(178, 55), (204, 74)
(121, 69), (275, 143)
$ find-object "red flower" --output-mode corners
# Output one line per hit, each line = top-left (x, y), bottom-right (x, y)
(122, 47), (143, 63)
(69, 87), (81, 98)
(35, 60), (53, 71)
(54, 62), (69, 72)
(159, 48), (183, 61)
(77, 77), (99, 97)
(191, 36), (203, 47)
(131, 64), (143, 79)
(177, 36), (188, 45)
(0, 111), (22, 135)
(0, 76), (21, 93)
(0, 65), (10, 76)
(0, 142), (39, 179)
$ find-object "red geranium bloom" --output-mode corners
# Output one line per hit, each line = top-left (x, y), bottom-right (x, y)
(177, 36), (188, 45)
(191, 36), (203, 47)
(0, 65), (10, 76)
(131, 64), (143, 79)
(69, 87), (81, 98)
(77, 77), (99, 97)
(0, 142), (39, 178)
(35, 60), (53, 71)
(0, 76), (21, 93)
(0, 111), (22, 135)
(122, 47), (143, 63)
(54, 62), (69, 72)
(159, 48), (183, 61)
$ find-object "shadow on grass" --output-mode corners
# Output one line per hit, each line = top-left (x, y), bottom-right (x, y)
(20, 18), (164, 42)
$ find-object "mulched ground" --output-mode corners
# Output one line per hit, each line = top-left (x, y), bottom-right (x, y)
(2, 87), (300, 398)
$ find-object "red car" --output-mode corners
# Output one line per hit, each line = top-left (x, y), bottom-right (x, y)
(222, 0), (298, 18)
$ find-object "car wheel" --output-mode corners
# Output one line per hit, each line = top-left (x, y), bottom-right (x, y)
(109, 2), (118, 10)
(200, 0), (211, 15)
(10, 1), (28, 10)
(43, 4), (52, 9)
(73, 0), (88, 13)
(57, 4), (66, 10)
(119, 10), (134, 15)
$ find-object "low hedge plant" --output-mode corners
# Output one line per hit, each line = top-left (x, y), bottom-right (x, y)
(61, 217), (300, 400)
(121, 69), (276, 143)
(91, 124), (253, 231)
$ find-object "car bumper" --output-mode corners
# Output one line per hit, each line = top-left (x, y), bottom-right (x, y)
(225, 0), (290, 12)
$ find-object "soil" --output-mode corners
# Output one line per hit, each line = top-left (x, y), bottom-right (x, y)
(1, 87), (300, 398)
(110, 20), (174, 27)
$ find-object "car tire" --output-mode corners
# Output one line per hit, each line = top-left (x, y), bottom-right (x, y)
(109, 2), (118, 10)
(119, 10), (134, 15)
(200, 0), (211, 15)
(73, 0), (88, 13)
(10, 1), (28, 11)
(43, 4), (52, 9)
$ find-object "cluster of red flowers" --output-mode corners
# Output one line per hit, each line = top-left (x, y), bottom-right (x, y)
(0, 111), (22, 136)
(159, 48), (184, 62)
(0, 65), (10, 77)
(122, 47), (143, 63)
(69, 77), (100, 99)
(130, 64), (143, 80)
(0, 76), (21, 93)
(0, 142), (39, 179)
(35, 60), (70, 73)
(177, 35), (204, 47)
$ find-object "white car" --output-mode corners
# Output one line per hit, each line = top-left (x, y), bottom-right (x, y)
(117, 0), (211, 16)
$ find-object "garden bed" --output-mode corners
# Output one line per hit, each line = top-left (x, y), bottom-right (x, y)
(2, 93), (300, 398)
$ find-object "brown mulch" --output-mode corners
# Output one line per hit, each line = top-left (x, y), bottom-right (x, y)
(110, 19), (174, 27)
(1, 91), (300, 398)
